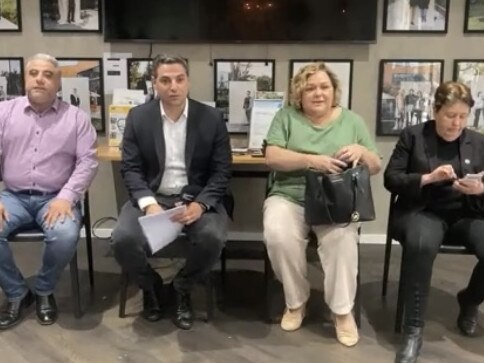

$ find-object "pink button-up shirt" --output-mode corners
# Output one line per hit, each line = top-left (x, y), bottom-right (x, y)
(0, 96), (98, 203)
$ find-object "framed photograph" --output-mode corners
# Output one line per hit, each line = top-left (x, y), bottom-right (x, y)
(289, 60), (353, 109)
(383, 0), (449, 33)
(127, 58), (155, 103)
(453, 60), (484, 132)
(0, 57), (24, 100)
(40, 0), (101, 32)
(57, 58), (105, 133)
(0, 0), (22, 31)
(213, 59), (275, 133)
(465, 0), (484, 32)
(376, 60), (444, 136)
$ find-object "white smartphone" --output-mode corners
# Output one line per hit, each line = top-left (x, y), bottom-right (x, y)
(463, 173), (482, 181)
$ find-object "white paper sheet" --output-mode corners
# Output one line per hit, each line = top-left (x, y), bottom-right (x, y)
(138, 205), (186, 254)
(103, 52), (132, 94)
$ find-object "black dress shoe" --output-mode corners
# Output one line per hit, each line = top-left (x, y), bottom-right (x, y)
(141, 274), (164, 322)
(36, 294), (58, 325)
(395, 326), (423, 363)
(173, 291), (193, 330)
(0, 290), (34, 330)
(457, 290), (479, 337)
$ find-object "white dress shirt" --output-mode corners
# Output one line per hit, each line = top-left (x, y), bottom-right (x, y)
(138, 100), (189, 210)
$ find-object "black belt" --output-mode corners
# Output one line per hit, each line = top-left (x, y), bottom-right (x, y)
(13, 189), (59, 196)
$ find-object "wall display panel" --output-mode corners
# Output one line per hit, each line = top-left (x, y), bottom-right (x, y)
(0, 57), (24, 100)
(454, 60), (484, 132)
(383, 0), (449, 33)
(213, 59), (275, 133)
(289, 60), (353, 109)
(57, 58), (105, 133)
(465, 0), (484, 32)
(104, 0), (378, 43)
(40, 0), (101, 32)
(376, 60), (444, 136)
(0, 0), (22, 31)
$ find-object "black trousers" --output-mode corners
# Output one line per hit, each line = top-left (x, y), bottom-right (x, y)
(112, 200), (228, 293)
(393, 210), (484, 328)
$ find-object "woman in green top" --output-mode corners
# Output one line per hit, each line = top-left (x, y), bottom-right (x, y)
(263, 62), (380, 346)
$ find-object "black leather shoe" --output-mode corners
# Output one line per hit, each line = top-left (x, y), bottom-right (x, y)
(173, 291), (193, 330)
(395, 326), (423, 363)
(457, 290), (479, 337)
(0, 290), (34, 330)
(141, 274), (164, 322)
(36, 294), (58, 325)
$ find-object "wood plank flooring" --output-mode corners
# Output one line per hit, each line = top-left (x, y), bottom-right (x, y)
(0, 241), (483, 363)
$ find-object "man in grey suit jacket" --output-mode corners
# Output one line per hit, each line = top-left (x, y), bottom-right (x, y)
(112, 55), (232, 330)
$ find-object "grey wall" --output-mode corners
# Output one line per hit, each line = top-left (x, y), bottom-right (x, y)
(1, 1), (482, 235)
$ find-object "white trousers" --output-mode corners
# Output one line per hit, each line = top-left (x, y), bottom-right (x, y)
(263, 195), (358, 315)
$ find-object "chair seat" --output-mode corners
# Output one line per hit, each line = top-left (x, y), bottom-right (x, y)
(8, 229), (45, 242)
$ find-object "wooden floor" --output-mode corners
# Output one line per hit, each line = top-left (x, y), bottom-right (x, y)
(1, 240), (483, 363)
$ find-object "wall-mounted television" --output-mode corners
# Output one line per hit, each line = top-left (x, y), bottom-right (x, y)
(104, 0), (378, 43)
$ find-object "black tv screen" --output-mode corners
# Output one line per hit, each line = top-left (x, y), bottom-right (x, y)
(104, 0), (378, 43)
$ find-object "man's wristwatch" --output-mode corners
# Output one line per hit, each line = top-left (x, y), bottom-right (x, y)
(198, 202), (209, 213)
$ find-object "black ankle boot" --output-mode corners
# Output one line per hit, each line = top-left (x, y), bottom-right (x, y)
(395, 326), (423, 363)
(457, 289), (479, 337)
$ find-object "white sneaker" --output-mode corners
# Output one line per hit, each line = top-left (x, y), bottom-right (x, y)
(280, 304), (305, 332)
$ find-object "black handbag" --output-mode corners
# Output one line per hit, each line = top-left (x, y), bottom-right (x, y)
(304, 164), (375, 225)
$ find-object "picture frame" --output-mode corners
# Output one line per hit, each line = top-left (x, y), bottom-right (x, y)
(376, 59), (444, 136)
(0, 0), (22, 31)
(464, 0), (484, 33)
(40, 0), (102, 32)
(289, 59), (353, 109)
(382, 0), (449, 33)
(0, 57), (24, 100)
(213, 59), (275, 133)
(57, 57), (105, 133)
(127, 58), (154, 103)
(453, 60), (484, 132)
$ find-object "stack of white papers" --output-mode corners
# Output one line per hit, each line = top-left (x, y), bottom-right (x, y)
(138, 205), (186, 254)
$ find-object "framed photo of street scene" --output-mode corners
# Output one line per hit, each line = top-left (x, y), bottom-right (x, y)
(127, 58), (155, 104)
(57, 58), (105, 132)
(453, 60), (484, 132)
(213, 59), (275, 133)
(376, 59), (444, 136)
(383, 0), (449, 33)
(0, 57), (24, 100)
(0, 0), (22, 31)
(40, 0), (102, 32)
(289, 60), (353, 109)
(465, 0), (484, 32)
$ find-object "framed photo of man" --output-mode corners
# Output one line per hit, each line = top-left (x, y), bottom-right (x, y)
(40, 0), (102, 32)
(376, 59), (444, 136)
(453, 60), (484, 132)
(0, 57), (24, 101)
(127, 58), (155, 104)
(57, 58), (105, 132)
(0, 0), (22, 31)
(465, 0), (484, 32)
(289, 60), (353, 109)
(213, 59), (275, 133)
(383, 0), (449, 33)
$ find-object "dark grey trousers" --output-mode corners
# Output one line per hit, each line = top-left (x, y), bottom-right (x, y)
(112, 200), (228, 293)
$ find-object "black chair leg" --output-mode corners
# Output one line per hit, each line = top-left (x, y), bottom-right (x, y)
(395, 248), (406, 333)
(83, 192), (94, 289)
(204, 273), (214, 322)
(69, 252), (82, 319)
(119, 271), (129, 318)
(220, 247), (227, 294)
(263, 248), (274, 322)
(382, 235), (393, 298)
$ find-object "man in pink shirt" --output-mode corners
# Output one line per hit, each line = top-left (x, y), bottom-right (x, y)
(0, 53), (98, 329)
